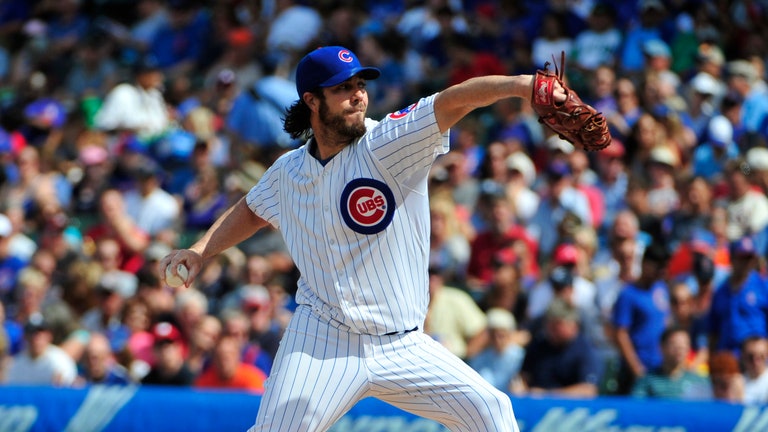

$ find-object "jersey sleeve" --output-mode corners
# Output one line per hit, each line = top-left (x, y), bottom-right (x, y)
(367, 94), (449, 191)
(245, 157), (284, 230)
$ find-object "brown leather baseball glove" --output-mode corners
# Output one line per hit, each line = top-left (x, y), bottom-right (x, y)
(531, 52), (612, 152)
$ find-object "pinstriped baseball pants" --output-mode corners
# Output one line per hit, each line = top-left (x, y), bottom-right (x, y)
(247, 305), (519, 432)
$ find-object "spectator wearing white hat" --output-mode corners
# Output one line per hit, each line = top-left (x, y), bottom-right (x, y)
(747, 147), (768, 194)
(686, 73), (724, 141)
(692, 115), (741, 183)
(726, 59), (768, 146)
(645, 146), (680, 218)
(725, 158), (768, 241)
(468, 308), (525, 393)
(504, 151), (539, 225)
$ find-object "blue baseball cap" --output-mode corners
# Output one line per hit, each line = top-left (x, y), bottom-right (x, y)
(295, 46), (380, 97)
(730, 236), (757, 257)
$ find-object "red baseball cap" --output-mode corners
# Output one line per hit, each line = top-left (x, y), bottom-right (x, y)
(599, 138), (626, 159)
(553, 243), (579, 265)
(152, 322), (182, 344)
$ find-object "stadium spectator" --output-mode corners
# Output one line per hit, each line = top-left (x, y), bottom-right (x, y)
(569, 150), (605, 230)
(194, 335), (266, 393)
(77, 331), (132, 385)
(468, 308), (525, 393)
(572, 4), (622, 79)
(709, 351), (745, 403)
(6, 312), (78, 386)
(528, 159), (592, 261)
(120, 296), (154, 380)
(741, 336), (768, 405)
(122, 160), (180, 237)
(619, 0), (669, 77)
(724, 158), (768, 242)
(668, 282), (709, 374)
(747, 147), (768, 196)
(219, 308), (273, 377)
(428, 194), (471, 287)
(504, 151), (539, 225)
(64, 34), (120, 101)
(141, 321), (194, 386)
(434, 150), (480, 217)
(79, 270), (133, 351)
(609, 77), (643, 141)
(708, 236), (768, 354)
(692, 116), (741, 183)
(467, 183), (538, 293)
(0, 300), (21, 357)
(612, 242), (671, 394)
(202, 28), (261, 96)
(84, 189), (150, 274)
(425, 264), (488, 361)
(94, 55), (169, 141)
(0, 212), (28, 311)
(185, 314), (221, 376)
(527, 245), (596, 322)
(264, 0), (322, 62)
(531, 12), (573, 72)
(725, 59), (768, 148)
(515, 299), (602, 398)
(147, 0), (212, 79)
(630, 325), (711, 400)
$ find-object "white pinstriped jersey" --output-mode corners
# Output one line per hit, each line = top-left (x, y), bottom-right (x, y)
(246, 94), (448, 335)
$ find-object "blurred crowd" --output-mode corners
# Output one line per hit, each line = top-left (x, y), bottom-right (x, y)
(1, 0), (768, 405)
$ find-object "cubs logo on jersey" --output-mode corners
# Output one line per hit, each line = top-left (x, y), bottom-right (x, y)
(340, 178), (395, 235)
(388, 102), (418, 120)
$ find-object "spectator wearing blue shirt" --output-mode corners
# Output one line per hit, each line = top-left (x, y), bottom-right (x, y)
(515, 299), (602, 398)
(528, 158), (593, 261)
(224, 66), (297, 160)
(708, 236), (768, 354)
(619, 0), (668, 77)
(468, 308), (525, 393)
(612, 242), (671, 395)
(726, 60), (768, 149)
(0, 212), (28, 313)
(0, 299), (22, 356)
(78, 332), (132, 385)
(692, 115), (741, 183)
(148, 0), (211, 77)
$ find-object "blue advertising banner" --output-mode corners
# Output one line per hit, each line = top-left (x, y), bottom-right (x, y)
(0, 385), (766, 432)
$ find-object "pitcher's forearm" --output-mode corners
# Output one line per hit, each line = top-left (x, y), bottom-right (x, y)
(434, 75), (534, 133)
(189, 197), (268, 260)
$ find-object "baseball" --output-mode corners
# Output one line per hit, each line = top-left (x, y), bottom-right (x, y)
(165, 263), (188, 288)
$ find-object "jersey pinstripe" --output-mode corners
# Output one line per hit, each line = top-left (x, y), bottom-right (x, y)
(246, 94), (448, 335)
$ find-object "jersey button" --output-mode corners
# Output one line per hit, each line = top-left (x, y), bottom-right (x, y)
(324, 206), (330, 212)
(329, 239), (336, 245)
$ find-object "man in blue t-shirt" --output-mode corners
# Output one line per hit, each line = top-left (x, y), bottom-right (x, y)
(708, 236), (768, 355)
(612, 242), (671, 394)
(517, 299), (602, 397)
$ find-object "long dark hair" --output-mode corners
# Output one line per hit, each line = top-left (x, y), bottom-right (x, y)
(284, 90), (324, 140)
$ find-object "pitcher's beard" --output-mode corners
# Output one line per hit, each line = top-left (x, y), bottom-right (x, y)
(320, 101), (366, 142)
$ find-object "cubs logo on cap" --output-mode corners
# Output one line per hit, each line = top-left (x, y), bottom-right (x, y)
(340, 178), (395, 235)
(296, 46), (381, 96)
